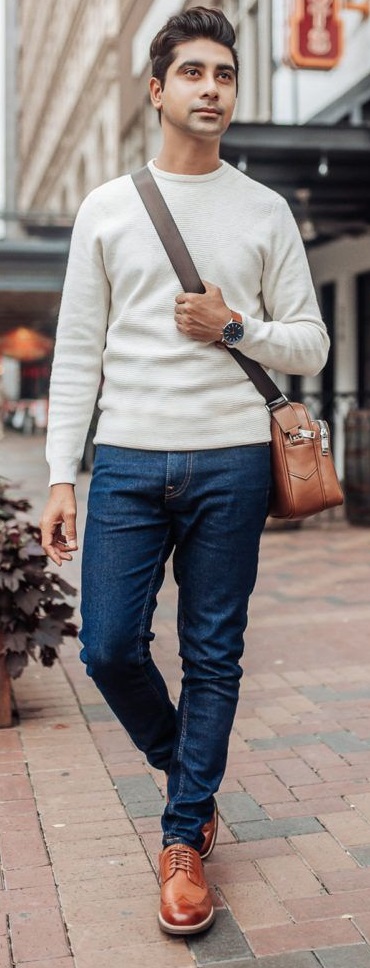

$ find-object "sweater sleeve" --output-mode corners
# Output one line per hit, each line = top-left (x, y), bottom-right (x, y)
(238, 195), (329, 376)
(46, 193), (111, 485)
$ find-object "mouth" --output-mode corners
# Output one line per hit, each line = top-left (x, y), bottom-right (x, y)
(193, 108), (222, 117)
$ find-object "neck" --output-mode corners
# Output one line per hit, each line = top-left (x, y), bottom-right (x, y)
(154, 133), (222, 176)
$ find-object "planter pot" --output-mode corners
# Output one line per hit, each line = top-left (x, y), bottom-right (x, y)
(0, 648), (13, 728)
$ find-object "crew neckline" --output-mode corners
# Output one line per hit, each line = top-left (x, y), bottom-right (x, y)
(148, 158), (229, 183)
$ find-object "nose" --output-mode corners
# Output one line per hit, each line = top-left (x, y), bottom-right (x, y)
(200, 73), (219, 99)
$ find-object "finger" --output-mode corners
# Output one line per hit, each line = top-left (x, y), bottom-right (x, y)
(64, 512), (78, 549)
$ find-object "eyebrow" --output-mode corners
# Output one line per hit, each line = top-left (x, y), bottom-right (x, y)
(177, 59), (236, 75)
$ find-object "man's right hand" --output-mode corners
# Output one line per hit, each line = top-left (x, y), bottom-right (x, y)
(40, 483), (78, 566)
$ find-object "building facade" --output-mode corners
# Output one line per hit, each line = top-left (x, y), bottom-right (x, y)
(18, 0), (122, 216)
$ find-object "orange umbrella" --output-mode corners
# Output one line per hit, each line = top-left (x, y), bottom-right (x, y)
(0, 328), (54, 361)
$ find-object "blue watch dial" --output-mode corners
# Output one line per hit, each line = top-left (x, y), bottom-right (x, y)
(222, 320), (244, 345)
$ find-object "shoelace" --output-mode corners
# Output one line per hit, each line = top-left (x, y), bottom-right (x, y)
(166, 844), (197, 875)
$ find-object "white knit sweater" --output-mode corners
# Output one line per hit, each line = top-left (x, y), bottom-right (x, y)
(46, 159), (329, 485)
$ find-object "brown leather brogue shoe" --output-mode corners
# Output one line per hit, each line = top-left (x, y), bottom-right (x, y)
(158, 843), (215, 935)
(200, 799), (218, 860)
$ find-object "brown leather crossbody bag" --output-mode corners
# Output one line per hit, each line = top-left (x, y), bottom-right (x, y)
(132, 166), (343, 521)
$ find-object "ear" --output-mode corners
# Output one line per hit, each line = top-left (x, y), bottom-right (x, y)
(149, 76), (163, 112)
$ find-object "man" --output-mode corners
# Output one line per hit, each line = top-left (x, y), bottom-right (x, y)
(41, 7), (329, 936)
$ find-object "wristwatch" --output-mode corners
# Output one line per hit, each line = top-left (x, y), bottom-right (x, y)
(220, 311), (244, 346)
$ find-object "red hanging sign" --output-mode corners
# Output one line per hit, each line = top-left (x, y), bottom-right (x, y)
(289, 0), (344, 69)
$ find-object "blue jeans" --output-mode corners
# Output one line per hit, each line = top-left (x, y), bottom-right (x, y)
(80, 444), (270, 851)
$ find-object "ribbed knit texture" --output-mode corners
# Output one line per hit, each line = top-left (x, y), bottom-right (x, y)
(46, 160), (329, 485)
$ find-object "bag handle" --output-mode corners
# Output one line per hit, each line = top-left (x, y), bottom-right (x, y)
(132, 165), (294, 416)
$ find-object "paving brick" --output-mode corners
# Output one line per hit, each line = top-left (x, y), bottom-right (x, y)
(317, 810), (370, 846)
(68, 915), (164, 951)
(17, 961), (75, 968)
(126, 799), (164, 818)
(0, 936), (11, 968)
(188, 908), (254, 963)
(43, 818), (133, 844)
(315, 945), (370, 967)
(253, 956), (319, 968)
(257, 854), (323, 899)
(220, 880), (290, 930)
(9, 908), (70, 963)
(51, 850), (152, 881)
(346, 792), (370, 819)
(0, 775), (33, 801)
(290, 831), (359, 873)
(353, 915), (370, 946)
(255, 705), (297, 726)
(271, 758), (322, 788)
(349, 846), (370, 866)
(279, 696), (319, 714)
(282, 672), (320, 687)
(321, 869), (370, 893)
(0, 885), (59, 915)
(217, 792), (266, 823)
(0, 829), (48, 870)
(114, 774), (162, 806)
(299, 687), (342, 703)
(81, 703), (117, 722)
(247, 917), (362, 958)
(49, 834), (142, 861)
(267, 797), (348, 820)
(63, 891), (158, 926)
(236, 718), (276, 740)
(292, 781), (370, 801)
(297, 744), (345, 772)
(318, 732), (370, 754)
(249, 734), (321, 751)
(287, 889), (370, 922)
(318, 763), (370, 783)
(59, 870), (157, 904)
(4, 867), (56, 891)
(74, 942), (194, 968)
(240, 775), (295, 804)
(232, 817), (323, 841)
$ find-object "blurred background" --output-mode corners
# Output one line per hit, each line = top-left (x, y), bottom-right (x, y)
(0, 0), (370, 481)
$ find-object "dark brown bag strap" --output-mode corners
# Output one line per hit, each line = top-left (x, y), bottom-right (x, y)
(131, 165), (289, 413)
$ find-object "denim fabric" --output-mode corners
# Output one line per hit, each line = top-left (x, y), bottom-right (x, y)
(80, 443), (270, 850)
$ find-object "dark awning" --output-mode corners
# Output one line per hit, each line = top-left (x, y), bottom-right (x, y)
(221, 122), (370, 246)
(0, 237), (70, 335)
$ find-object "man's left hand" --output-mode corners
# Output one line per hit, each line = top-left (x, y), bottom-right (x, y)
(174, 280), (232, 343)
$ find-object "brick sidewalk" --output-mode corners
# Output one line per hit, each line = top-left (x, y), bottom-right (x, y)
(2, 431), (370, 967)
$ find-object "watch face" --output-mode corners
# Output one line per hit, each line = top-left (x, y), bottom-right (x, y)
(223, 321), (244, 345)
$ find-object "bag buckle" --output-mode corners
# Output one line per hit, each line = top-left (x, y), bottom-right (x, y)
(266, 394), (289, 413)
(317, 419), (330, 454)
(289, 428), (315, 444)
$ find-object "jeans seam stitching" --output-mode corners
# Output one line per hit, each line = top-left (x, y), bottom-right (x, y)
(137, 525), (171, 664)
(165, 452), (193, 500)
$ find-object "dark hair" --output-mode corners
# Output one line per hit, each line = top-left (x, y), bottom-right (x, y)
(150, 6), (239, 91)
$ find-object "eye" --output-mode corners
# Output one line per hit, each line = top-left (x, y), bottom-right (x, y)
(218, 71), (233, 82)
(185, 68), (200, 77)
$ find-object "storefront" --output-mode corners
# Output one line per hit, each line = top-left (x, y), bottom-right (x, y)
(222, 121), (370, 472)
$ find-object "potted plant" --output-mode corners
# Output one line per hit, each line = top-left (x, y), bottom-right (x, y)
(0, 478), (78, 727)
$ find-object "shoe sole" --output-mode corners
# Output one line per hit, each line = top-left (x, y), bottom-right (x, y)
(200, 800), (219, 861)
(158, 905), (215, 935)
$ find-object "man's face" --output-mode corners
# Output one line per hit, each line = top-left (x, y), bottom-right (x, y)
(150, 37), (237, 141)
